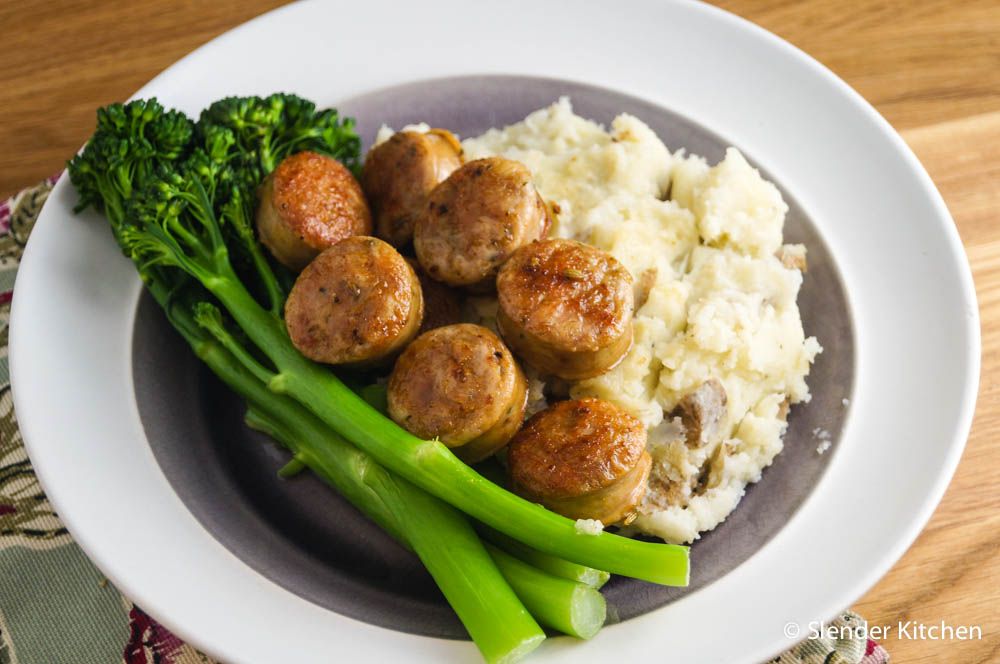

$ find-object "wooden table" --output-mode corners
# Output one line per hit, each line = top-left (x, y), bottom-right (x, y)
(2, 1), (997, 661)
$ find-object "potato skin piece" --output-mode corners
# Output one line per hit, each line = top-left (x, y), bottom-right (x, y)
(507, 397), (651, 523)
(256, 151), (372, 271)
(672, 378), (728, 448)
(363, 129), (463, 248)
(414, 157), (550, 290)
(496, 238), (634, 380)
(387, 324), (528, 462)
(284, 236), (423, 366)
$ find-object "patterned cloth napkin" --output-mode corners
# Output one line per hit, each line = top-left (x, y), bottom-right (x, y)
(0, 179), (891, 664)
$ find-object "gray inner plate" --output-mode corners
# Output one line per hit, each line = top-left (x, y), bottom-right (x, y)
(133, 75), (854, 638)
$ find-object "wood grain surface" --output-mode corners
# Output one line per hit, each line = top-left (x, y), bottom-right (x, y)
(1, 1), (997, 662)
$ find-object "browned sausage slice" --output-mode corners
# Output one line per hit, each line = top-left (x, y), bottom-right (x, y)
(496, 238), (634, 380)
(256, 151), (372, 271)
(363, 129), (464, 248)
(284, 236), (423, 366)
(414, 157), (550, 290)
(387, 324), (528, 463)
(405, 258), (463, 334)
(507, 397), (651, 524)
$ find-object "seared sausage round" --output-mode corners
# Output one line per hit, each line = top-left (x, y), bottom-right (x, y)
(285, 236), (423, 366)
(414, 157), (550, 290)
(496, 238), (634, 380)
(406, 258), (463, 334)
(507, 397), (651, 524)
(387, 324), (528, 463)
(256, 151), (372, 271)
(363, 129), (464, 248)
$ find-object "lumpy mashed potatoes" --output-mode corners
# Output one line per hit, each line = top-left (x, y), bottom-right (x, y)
(380, 99), (821, 544)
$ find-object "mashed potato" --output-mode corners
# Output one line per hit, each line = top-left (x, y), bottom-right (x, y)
(383, 98), (821, 544)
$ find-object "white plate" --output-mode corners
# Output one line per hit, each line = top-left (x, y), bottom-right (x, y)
(10, 1), (979, 662)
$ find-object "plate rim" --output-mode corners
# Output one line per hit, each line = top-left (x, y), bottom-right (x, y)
(10, 1), (980, 662)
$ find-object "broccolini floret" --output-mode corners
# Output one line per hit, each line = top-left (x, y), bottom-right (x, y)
(68, 98), (194, 237)
(197, 93), (361, 179)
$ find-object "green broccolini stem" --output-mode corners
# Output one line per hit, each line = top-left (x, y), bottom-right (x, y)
(241, 405), (401, 543)
(259, 138), (275, 175)
(193, 302), (276, 384)
(479, 526), (610, 590)
(245, 236), (284, 316)
(358, 383), (389, 414)
(374, 474), (545, 664)
(222, 192), (285, 316)
(274, 453), (307, 478)
(486, 544), (606, 640)
(189, 178), (228, 256)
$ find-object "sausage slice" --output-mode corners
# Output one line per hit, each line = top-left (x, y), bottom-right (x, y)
(414, 157), (550, 290)
(507, 398), (651, 524)
(387, 324), (528, 463)
(256, 151), (372, 271)
(497, 238), (634, 380)
(363, 129), (464, 248)
(284, 236), (423, 366)
(406, 258), (463, 334)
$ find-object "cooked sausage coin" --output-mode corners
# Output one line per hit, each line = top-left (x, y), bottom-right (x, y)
(387, 324), (528, 463)
(507, 397), (651, 524)
(405, 258), (463, 334)
(414, 157), (550, 290)
(285, 236), (423, 366)
(497, 238), (633, 380)
(256, 151), (372, 271)
(363, 129), (463, 247)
